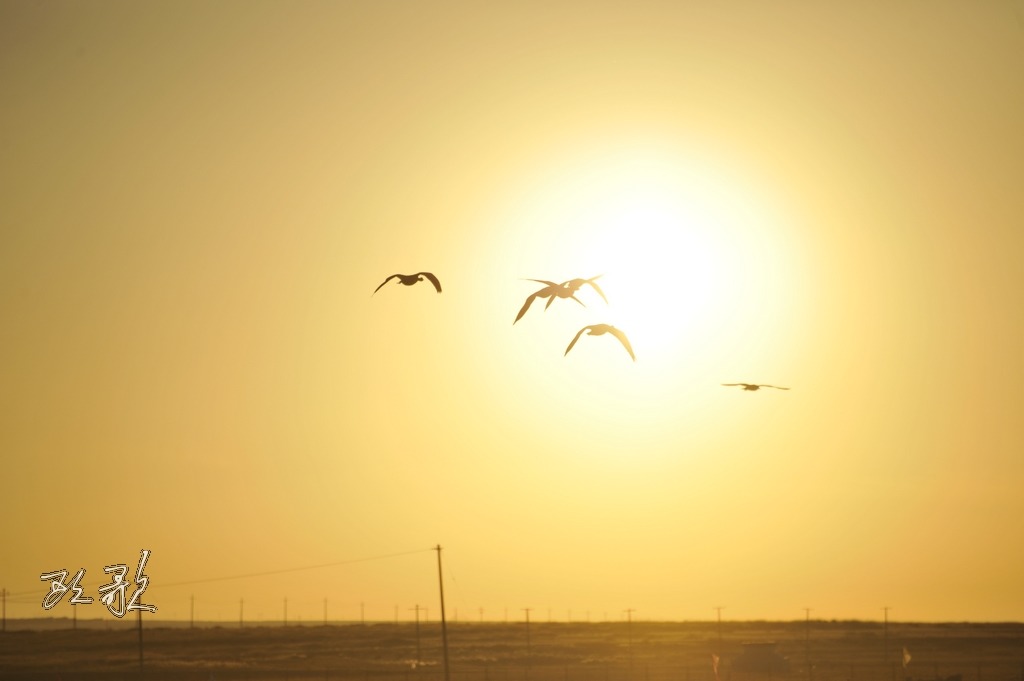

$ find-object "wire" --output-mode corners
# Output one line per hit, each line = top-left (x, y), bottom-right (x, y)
(158, 547), (434, 589)
(8, 547), (433, 598)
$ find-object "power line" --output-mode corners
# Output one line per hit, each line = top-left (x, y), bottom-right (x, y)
(157, 547), (433, 589)
(10, 547), (432, 599)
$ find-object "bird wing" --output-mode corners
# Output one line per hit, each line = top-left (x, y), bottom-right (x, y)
(584, 277), (609, 304)
(564, 326), (590, 356)
(419, 272), (442, 293)
(373, 274), (400, 294)
(514, 293), (538, 324)
(608, 326), (636, 361)
(761, 385), (790, 390)
(543, 293), (587, 310)
(721, 384), (743, 387)
(525, 279), (560, 287)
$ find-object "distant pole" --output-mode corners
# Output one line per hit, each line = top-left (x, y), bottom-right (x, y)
(138, 606), (144, 675)
(479, 607), (484, 623)
(284, 598), (288, 627)
(1, 588), (5, 632)
(361, 601), (365, 626)
(625, 609), (636, 679)
(190, 594), (194, 629)
(73, 604), (77, 630)
(410, 604), (423, 665)
(434, 545), (451, 681)
(523, 607), (533, 677)
(523, 608), (532, 656)
(324, 598), (328, 626)
(804, 608), (812, 681)
(240, 599), (244, 629)
(714, 607), (725, 649)
(882, 607), (890, 668)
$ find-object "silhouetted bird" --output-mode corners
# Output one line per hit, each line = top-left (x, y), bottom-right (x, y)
(561, 275), (608, 304)
(565, 324), (635, 361)
(373, 272), (442, 294)
(514, 280), (585, 324)
(722, 383), (789, 391)
(514, 275), (608, 324)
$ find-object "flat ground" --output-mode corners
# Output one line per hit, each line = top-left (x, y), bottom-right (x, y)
(0, 620), (1022, 681)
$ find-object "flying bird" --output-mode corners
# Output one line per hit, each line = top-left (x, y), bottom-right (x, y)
(514, 279), (585, 324)
(373, 272), (442, 294)
(561, 275), (608, 304)
(513, 274), (607, 324)
(565, 324), (635, 361)
(722, 383), (790, 391)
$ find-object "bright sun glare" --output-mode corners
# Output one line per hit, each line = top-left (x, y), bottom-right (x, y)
(500, 140), (800, 381)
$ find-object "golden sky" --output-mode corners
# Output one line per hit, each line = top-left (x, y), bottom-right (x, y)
(2, 0), (1023, 623)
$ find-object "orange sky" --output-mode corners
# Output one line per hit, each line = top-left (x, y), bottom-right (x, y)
(2, 1), (1023, 624)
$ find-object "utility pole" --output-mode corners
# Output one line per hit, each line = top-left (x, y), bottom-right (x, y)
(324, 598), (328, 626)
(190, 595), (194, 629)
(239, 599), (244, 629)
(523, 608), (532, 655)
(410, 604), (424, 666)
(2, 588), (5, 633)
(434, 545), (451, 681)
(138, 606), (144, 676)
(804, 607), (812, 681)
(284, 598), (288, 627)
(625, 609), (636, 679)
(361, 602), (365, 625)
(523, 607), (533, 678)
(714, 607), (725, 649)
(882, 607), (890, 670)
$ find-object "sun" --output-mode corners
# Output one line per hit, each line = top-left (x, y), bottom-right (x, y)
(495, 139), (802, 378)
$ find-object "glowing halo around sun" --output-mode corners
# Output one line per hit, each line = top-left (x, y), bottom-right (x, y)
(488, 138), (805, 390)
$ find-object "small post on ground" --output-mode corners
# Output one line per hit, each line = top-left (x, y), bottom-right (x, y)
(138, 606), (144, 676)
(883, 607), (890, 670)
(804, 607), (812, 681)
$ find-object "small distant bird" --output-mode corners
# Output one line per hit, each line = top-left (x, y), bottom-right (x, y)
(565, 324), (635, 361)
(514, 280), (585, 324)
(722, 383), (789, 391)
(373, 272), (442, 295)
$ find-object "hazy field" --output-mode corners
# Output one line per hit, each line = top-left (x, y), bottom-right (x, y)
(1, 620), (1022, 681)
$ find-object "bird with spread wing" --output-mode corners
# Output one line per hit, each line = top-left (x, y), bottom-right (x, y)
(514, 280), (584, 324)
(722, 383), (789, 391)
(513, 275), (607, 324)
(373, 272), (442, 294)
(564, 324), (635, 361)
(561, 275), (607, 304)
